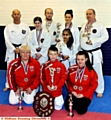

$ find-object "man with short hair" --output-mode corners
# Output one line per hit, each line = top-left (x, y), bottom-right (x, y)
(80, 8), (109, 97)
(3, 9), (30, 91)
(42, 8), (58, 46)
(7, 45), (40, 104)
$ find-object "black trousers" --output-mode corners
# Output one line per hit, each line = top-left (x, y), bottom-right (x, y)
(65, 93), (91, 115)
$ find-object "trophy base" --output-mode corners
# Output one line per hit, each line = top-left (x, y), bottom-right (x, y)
(18, 106), (23, 111)
(36, 48), (41, 52)
(86, 40), (90, 44)
(60, 59), (63, 62)
(68, 112), (74, 117)
(50, 86), (56, 90)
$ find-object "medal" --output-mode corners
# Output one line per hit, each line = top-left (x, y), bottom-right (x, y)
(24, 78), (28, 82)
(82, 33), (88, 37)
(75, 66), (86, 83)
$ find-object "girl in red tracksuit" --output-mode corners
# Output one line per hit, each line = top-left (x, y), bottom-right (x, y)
(65, 51), (98, 115)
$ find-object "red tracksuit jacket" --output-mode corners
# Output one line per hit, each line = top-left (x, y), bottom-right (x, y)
(8, 57), (40, 92)
(41, 59), (67, 97)
(67, 65), (98, 100)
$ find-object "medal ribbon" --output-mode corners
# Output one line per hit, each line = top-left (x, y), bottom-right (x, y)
(65, 22), (72, 29)
(84, 20), (96, 32)
(75, 66), (85, 83)
(21, 61), (28, 75)
(36, 29), (42, 46)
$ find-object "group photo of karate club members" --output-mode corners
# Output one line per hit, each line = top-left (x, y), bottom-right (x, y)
(4, 7), (109, 114)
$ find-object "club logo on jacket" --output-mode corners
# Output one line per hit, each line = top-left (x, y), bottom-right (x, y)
(30, 66), (34, 72)
(84, 75), (88, 81)
(56, 67), (61, 73)
(22, 29), (26, 34)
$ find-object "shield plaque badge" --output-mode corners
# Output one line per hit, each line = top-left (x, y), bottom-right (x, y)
(33, 91), (54, 117)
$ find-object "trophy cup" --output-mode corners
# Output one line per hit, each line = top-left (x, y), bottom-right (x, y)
(58, 42), (64, 62)
(49, 68), (56, 90)
(18, 88), (23, 111)
(86, 24), (92, 44)
(68, 94), (74, 117)
(56, 22), (61, 42)
(46, 22), (50, 32)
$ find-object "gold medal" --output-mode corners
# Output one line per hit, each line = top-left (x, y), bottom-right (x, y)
(24, 78), (28, 82)
(82, 33), (88, 37)
(82, 33), (85, 37)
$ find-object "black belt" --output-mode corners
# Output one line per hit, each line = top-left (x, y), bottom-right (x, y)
(82, 47), (101, 65)
(51, 44), (57, 47)
(12, 43), (21, 59)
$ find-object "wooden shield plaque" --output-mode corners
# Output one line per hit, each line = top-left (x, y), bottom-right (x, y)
(33, 91), (54, 117)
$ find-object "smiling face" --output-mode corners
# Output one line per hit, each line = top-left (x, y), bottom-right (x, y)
(34, 20), (42, 30)
(86, 9), (96, 23)
(62, 30), (71, 43)
(65, 14), (73, 24)
(20, 50), (30, 61)
(76, 55), (88, 68)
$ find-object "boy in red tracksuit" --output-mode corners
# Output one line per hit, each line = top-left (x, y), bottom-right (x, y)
(41, 46), (67, 110)
(8, 45), (40, 104)
(65, 51), (98, 115)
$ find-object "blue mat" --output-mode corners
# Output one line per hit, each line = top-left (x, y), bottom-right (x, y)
(0, 70), (111, 113)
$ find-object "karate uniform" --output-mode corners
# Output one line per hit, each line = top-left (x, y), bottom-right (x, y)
(7, 57), (40, 104)
(65, 65), (98, 114)
(59, 23), (80, 52)
(56, 41), (78, 70)
(4, 22), (30, 88)
(27, 29), (51, 65)
(41, 60), (67, 110)
(42, 20), (57, 45)
(80, 21), (109, 94)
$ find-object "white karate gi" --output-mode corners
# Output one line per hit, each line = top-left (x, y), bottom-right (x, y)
(42, 20), (57, 45)
(80, 21), (109, 94)
(59, 23), (80, 52)
(4, 22), (30, 88)
(27, 29), (51, 65)
(56, 41), (78, 70)
(9, 89), (38, 104)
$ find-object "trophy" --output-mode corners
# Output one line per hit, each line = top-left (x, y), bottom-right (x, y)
(49, 68), (56, 90)
(18, 88), (23, 111)
(46, 22), (50, 32)
(58, 42), (64, 62)
(86, 24), (92, 44)
(68, 94), (74, 117)
(56, 22), (61, 42)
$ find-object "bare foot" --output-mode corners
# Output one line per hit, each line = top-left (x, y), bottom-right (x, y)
(3, 88), (9, 92)
(97, 93), (103, 98)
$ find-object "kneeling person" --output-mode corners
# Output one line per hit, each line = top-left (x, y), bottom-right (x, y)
(65, 51), (98, 115)
(8, 45), (40, 104)
(41, 46), (67, 110)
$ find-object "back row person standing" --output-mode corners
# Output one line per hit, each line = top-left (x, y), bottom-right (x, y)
(3, 9), (30, 91)
(42, 8), (58, 46)
(80, 8), (109, 97)
(59, 9), (80, 54)
(27, 17), (51, 65)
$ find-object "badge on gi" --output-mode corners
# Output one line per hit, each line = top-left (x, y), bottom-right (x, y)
(22, 30), (26, 34)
